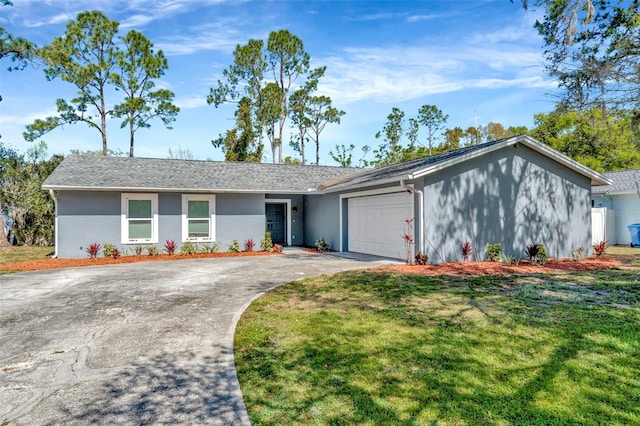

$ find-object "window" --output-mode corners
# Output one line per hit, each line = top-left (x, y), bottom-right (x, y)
(182, 194), (215, 242)
(121, 193), (158, 243)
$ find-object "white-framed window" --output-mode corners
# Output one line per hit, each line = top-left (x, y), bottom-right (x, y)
(182, 194), (216, 242)
(121, 193), (158, 244)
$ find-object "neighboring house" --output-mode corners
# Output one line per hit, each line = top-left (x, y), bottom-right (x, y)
(43, 135), (611, 260)
(591, 169), (640, 245)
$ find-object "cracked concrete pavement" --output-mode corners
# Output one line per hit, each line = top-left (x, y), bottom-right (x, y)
(0, 250), (399, 425)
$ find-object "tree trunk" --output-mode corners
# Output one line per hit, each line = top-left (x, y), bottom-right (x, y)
(130, 119), (135, 157)
(101, 95), (108, 156)
(0, 202), (11, 248)
(316, 138), (320, 165)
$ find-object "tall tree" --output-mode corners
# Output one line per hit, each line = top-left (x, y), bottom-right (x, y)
(306, 95), (345, 164)
(288, 66), (326, 164)
(24, 11), (119, 155)
(522, 0), (640, 113)
(417, 104), (448, 155)
(374, 107), (405, 165)
(267, 30), (312, 164)
(1, 1), (37, 247)
(1, 142), (63, 246)
(112, 30), (179, 157)
(213, 97), (263, 162)
(0, 142), (18, 247)
(208, 39), (267, 159)
(531, 107), (640, 171)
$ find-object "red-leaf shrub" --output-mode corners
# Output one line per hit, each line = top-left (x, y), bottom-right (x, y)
(86, 242), (101, 259)
(592, 240), (608, 258)
(459, 240), (473, 261)
(244, 238), (255, 252)
(164, 239), (177, 255)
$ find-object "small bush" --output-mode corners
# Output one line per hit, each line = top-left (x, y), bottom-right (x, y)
(164, 239), (177, 255)
(414, 252), (429, 265)
(86, 242), (101, 259)
(592, 240), (608, 258)
(244, 238), (255, 252)
(260, 232), (273, 251)
(273, 244), (283, 253)
(103, 243), (116, 258)
(459, 240), (473, 262)
(525, 243), (547, 265)
(572, 247), (585, 261)
(112, 248), (121, 259)
(200, 242), (220, 253)
(486, 243), (502, 262)
(179, 241), (198, 255)
(134, 245), (145, 256)
(501, 254), (515, 266)
(315, 237), (329, 252)
(228, 239), (241, 253)
(146, 245), (159, 256)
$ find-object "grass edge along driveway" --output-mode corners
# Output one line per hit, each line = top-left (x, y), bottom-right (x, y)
(235, 268), (640, 425)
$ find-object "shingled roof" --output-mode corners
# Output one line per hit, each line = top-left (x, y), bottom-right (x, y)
(42, 155), (361, 193)
(43, 136), (611, 193)
(321, 135), (612, 191)
(592, 169), (640, 195)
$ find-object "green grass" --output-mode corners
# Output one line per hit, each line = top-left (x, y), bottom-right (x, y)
(235, 268), (640, 425)
(0, 246), (54, 274)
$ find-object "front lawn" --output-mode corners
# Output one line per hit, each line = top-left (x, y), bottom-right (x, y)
(0, 246), (54, 273)
(235, 268), (640, 425)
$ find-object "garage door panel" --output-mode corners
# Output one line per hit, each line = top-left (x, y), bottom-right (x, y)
(348, 192), (413, 259)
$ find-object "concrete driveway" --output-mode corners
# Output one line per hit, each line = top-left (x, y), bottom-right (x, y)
(0, 250), (398, 425)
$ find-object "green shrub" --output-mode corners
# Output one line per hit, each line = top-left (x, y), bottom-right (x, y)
(134, 245), (145, 256)
(103, 243), (116, 258)
(260, 232), (273, 251)
(228, 239), (241, 253)
(146, 245), (159, 256)
(179, 241), (198, 255)
(200, 242), (220, 253)
(487, 243), (502, 262)
(315, 237), (329, 252)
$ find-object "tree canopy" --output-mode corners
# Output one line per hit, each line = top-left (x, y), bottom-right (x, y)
(24, 11), (178, 156)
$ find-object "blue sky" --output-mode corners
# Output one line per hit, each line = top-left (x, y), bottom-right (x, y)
(0, 0), (557, 164)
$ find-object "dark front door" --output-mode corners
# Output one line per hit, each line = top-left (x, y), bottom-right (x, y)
(265, 203), (286, 245)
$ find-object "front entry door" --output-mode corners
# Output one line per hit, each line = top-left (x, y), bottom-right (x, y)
(265, 203), (286, 245)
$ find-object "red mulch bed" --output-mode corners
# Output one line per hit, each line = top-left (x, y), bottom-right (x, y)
(0, 251), (278, 272)
(302, 248), (335, 254)
(379, 258), (621, 276)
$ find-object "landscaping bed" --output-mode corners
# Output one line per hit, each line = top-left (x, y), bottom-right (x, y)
(0, 250), (278, 273)
(380, 257), (621, 276)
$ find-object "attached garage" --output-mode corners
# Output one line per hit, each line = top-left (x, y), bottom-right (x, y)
(347, 191), (413, 259)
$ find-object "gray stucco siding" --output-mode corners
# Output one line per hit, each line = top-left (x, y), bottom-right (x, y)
(303, 193), (340, 250)
(55, 191), (269, 258)
(215, 193), (265, 249)
(422, 144), (592, 262)
(56, 191), (122, 258)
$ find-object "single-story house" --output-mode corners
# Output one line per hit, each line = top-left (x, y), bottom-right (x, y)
(43, 135), (611, 261)
(591, 169), (640, 245)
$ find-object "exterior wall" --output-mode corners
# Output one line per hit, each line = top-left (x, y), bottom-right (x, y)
(303, 193), (340, 250)
(56, 191), (266, 258)
(422, 144), (592, 262)
(57, 191), (122, 258)
(265, 193), (304, 246)
(215, 193), (265, 249)
(593, 194), (640, 245)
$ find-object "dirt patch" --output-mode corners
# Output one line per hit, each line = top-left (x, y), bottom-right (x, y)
(379, 258), (621, 276)
(0, 251), (279, 273)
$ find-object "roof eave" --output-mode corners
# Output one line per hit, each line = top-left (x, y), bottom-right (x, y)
(320, 175), (412, 193)
(42, 184), (323, 195)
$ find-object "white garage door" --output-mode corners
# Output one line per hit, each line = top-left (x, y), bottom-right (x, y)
(348, 191), (413, 259)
